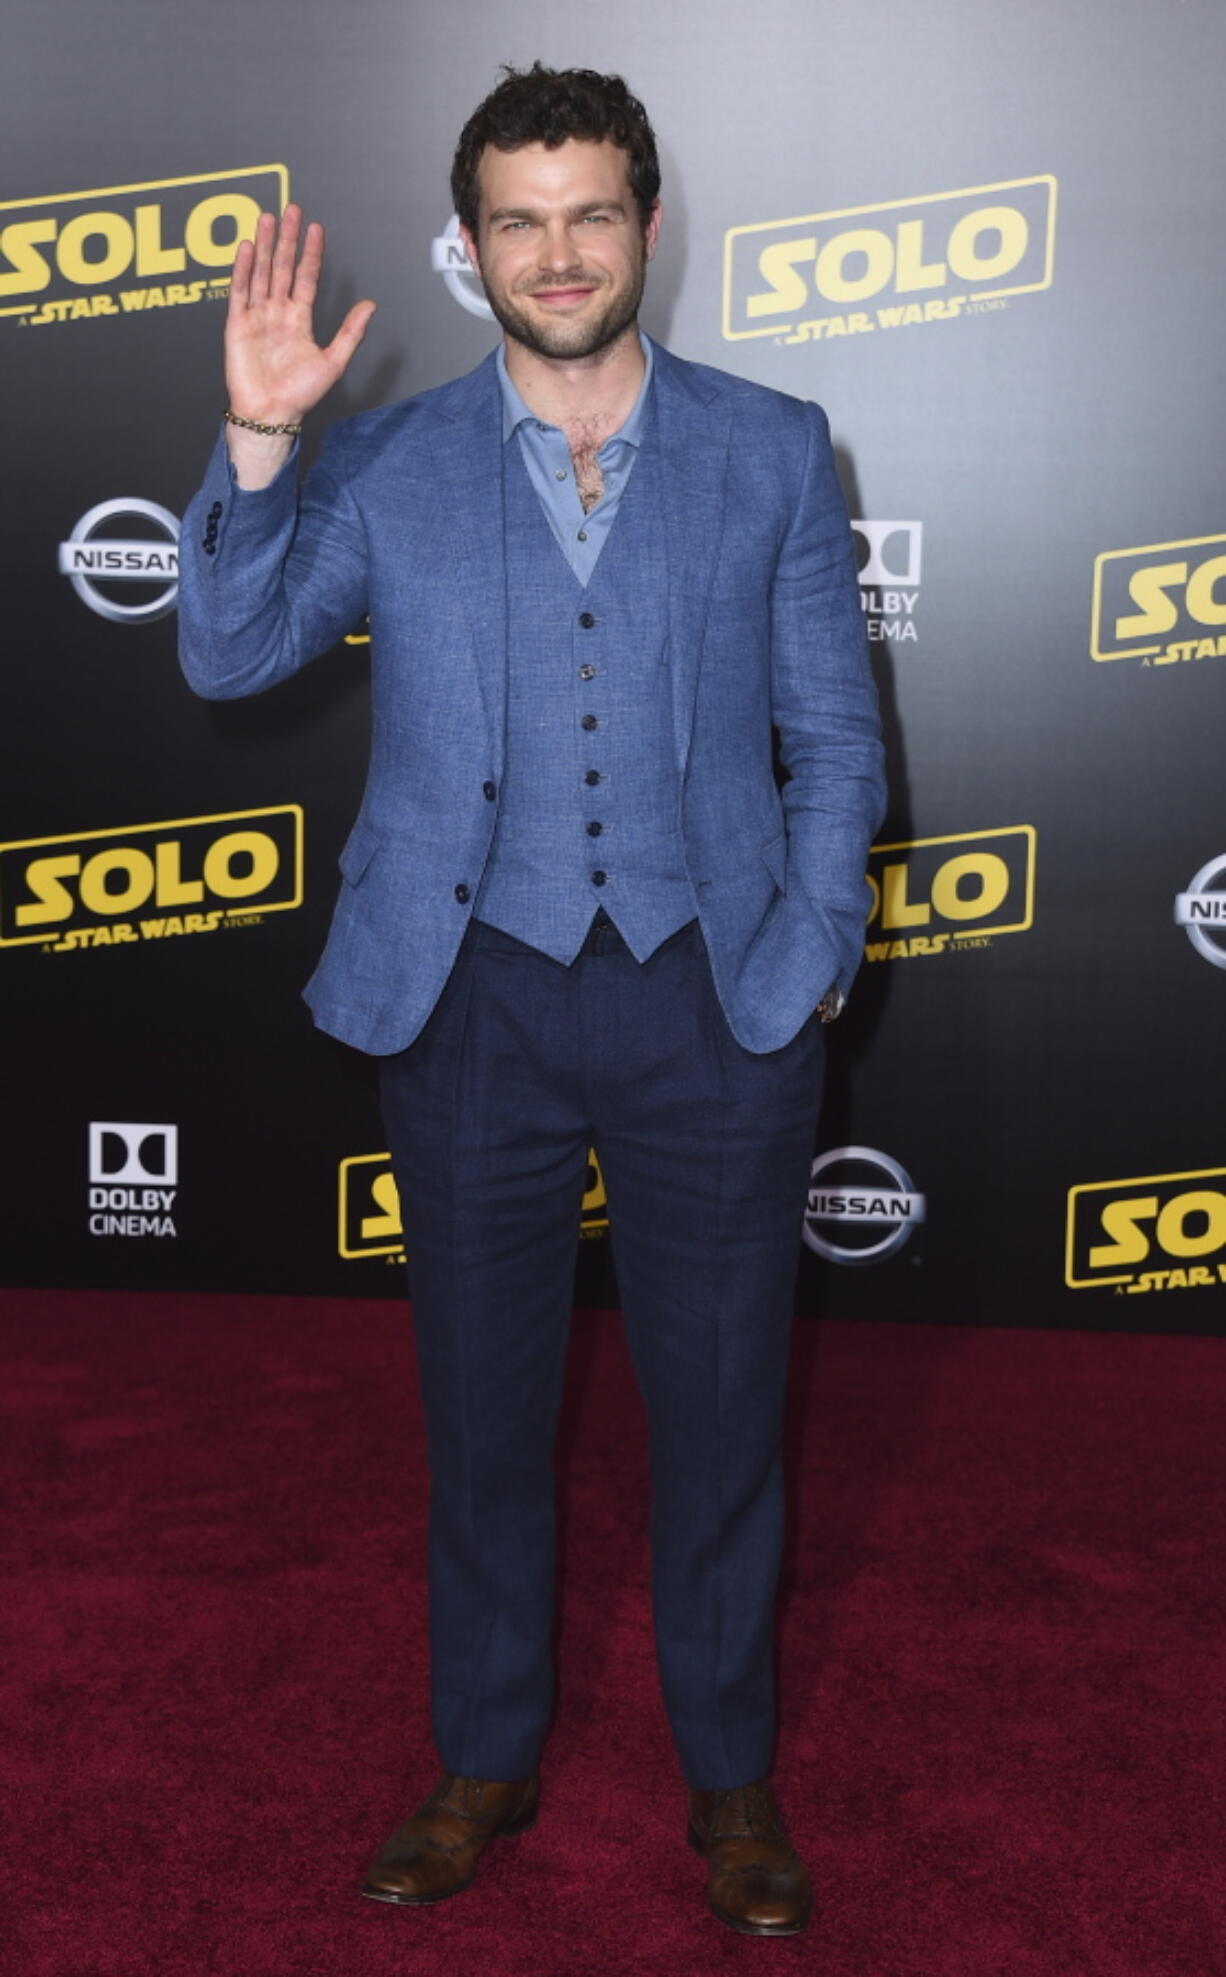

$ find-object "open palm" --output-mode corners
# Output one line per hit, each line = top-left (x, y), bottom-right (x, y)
(226, 203), (376, 425)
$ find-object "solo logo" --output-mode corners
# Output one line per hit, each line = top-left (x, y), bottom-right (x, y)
(338, 1153), (405, 1262)
(853, 520), (922, 644)
(0, 805), (303, 953)
(1176, 855), (1226, 971)
(1091, 534), (1226, 666)
(723, 175), (1056, 345)
(802, 1147), (925, 1265)
(865, 825), (1035, 963)
(88, 1122), (177, 1238)
(338, 1148), (609, 1261)
(430, 215), (493, 321)
(0, 165), (287, 330)
(59, 498), (179, 623)
(1066, 1167), (1226, 1296)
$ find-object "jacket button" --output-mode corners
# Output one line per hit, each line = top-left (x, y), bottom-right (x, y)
(591, 870), (607, 886)
(587, 821), (603, 836)
(578, 663), (596, 680)
(578, 611), (596, 629)
(482, 780), (496, 800)
(208, 501), (223, 519)
(580, 713), (598, 731)
(584, 769), (601, 786)
(203, 543), (216, 556)
(454, 883), (470, 903)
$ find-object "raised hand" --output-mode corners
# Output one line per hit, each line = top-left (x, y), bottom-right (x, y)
(225, 204), (377, 427)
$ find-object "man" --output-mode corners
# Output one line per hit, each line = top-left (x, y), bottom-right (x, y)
(179, 64), (885, 1938)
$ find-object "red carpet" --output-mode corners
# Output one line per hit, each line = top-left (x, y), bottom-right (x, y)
(3, 1291), (1222, 1976)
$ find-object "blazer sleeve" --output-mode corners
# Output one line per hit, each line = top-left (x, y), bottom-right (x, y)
(178, 420), (369, 701)
(769, 399), (887, 994)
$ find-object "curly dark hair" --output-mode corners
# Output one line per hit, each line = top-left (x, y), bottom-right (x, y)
(450, 63), (661, 237)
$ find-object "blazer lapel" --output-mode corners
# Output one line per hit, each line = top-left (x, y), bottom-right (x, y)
(412, 342), (729, 780)
(421, 354), (508, 769)
(652, 345), (733, 775)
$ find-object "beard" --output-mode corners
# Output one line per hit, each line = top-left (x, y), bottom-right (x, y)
(480, 253), (647, 362)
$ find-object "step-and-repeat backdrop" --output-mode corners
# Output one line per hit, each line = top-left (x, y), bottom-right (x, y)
(4, 0), (1223, 1332)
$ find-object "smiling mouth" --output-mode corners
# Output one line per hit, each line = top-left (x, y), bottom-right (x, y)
(520, 273), (606, 300)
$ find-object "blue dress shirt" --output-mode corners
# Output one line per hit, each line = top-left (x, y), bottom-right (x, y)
(495, 332), (655, 585)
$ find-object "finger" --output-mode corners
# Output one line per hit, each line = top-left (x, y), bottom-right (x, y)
(227, 236), (254, 317)
(290, 220), (324, 309)
(249, 208), (277, 301)
(270, 202), (302, 300)
(324, 298), (377, 372)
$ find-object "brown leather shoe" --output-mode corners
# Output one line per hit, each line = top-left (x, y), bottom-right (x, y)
(360, 1771), (539, 1906)
(687, 1779), (812, 1936)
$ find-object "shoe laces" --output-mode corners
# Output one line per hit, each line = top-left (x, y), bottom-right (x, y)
(707, 1782), (785, 1841)
(432, 1774), (492, 1822)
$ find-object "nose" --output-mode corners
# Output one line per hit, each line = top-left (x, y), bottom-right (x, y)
(538, 217), (583, 273)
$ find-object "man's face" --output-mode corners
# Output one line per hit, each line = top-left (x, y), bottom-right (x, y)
(460, 138), (660, 362)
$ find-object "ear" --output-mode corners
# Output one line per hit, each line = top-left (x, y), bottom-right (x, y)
(643, 199), (663, 263)
(457, 222), (482, 278)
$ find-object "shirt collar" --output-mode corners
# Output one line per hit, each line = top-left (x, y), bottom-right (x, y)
(496, 330), (655, 447)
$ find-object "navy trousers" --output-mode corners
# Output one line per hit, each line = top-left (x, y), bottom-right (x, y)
(378, 908), (824, 1790)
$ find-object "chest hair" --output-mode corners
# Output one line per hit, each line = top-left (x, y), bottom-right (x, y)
(564, 415), (613, 515)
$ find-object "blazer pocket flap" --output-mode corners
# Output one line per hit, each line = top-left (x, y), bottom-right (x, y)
(338, 820), (382, 885)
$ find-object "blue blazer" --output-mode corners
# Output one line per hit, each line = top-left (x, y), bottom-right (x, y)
(178, 343), (886, 1055)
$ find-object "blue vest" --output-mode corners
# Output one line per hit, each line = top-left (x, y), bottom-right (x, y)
(474, 417), (698, 963)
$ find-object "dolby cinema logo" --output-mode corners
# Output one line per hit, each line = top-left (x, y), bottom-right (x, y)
(87, 1122), (178, 1237)
(1175, 854), (1226, 971)
(430, 214), (493, 321)
(59, 498), (180, 623)
(802, 1146), (926, 1264)
(851, 520), (922, 645)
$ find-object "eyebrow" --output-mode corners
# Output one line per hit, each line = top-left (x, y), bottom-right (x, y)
(486, 199), (629, 225)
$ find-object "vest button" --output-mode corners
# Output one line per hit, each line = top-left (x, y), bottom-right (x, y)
(591, 870), (607, 886)
(482, 780), (496, 800)
(587, 820), (603, 836)
(578, 611), (596, 629)
(454, 883), (470, 903)
(580, 713), (598, 731)
(584, 769), (601, 785)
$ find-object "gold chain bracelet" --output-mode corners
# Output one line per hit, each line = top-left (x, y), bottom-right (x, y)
(223, 409), (303, 436)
